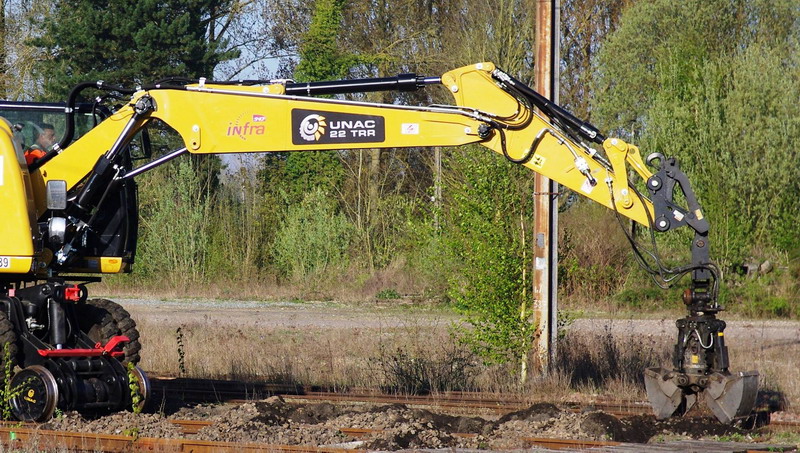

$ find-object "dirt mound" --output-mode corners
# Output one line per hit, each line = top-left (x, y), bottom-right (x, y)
(33, 399), (755, 450)
(43, 411), (182, 439)
(496, 402), (562, 424)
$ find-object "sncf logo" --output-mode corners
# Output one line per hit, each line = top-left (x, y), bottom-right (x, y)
(299, 114), (327, 142)
(226, 114), (267, 140)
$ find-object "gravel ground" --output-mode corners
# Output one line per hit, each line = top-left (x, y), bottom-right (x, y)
(119, 298), (459, 329)
(118, 297), (800, 338)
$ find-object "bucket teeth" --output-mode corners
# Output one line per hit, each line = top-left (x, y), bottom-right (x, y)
(704, 371), (759, 424)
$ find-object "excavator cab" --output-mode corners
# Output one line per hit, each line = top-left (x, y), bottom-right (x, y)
(0, 101), (140, 277)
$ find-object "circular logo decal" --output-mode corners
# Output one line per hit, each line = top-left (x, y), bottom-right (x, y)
(299, 114), (327, 142)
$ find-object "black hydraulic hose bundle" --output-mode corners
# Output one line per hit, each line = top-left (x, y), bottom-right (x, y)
(490, 69), (606, 145)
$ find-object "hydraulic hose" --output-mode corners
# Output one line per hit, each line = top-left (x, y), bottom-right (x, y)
(491, 69), (606, 145)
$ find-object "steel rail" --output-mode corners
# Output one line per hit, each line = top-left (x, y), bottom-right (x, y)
(0, 425), (364, 453)
(150, 376), (653, 415)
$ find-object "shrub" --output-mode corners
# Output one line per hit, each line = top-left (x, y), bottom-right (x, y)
(272, 187), (354, 280)
(374, 343), (476, 394)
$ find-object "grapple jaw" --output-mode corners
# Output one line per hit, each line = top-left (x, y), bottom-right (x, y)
(705, 371), (759, 423)
(644, 367), (759, 424)
(644, 367), (690, 419)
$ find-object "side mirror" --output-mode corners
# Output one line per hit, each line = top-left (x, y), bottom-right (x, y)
(46, 180), (67, 210)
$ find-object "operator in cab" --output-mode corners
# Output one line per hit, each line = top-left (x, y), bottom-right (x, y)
(24, 122), (55, 165)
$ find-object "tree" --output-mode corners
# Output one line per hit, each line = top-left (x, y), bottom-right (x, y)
(259, 0), (350, 204)
(443, 149), (535, 366)
(32, 0), (240, 98)
(592, 0), (800, 265)
(559, 0), (633, 120)
(0, 0), (54, 100)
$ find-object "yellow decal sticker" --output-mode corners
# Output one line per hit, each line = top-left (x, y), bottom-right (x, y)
(691, 355), (699, 364)
(532, 155), (545, 168)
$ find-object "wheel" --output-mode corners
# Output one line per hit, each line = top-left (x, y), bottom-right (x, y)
(75, 299), (141, 365)
(0, 310), (20, 377)
(9, 365), (58, 422)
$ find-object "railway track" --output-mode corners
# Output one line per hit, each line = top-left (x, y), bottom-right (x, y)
(149, 375), (654, 417)
(0, 421), (793, 453)
(0, 376), (794, 452)
(151, 375), (795, 424)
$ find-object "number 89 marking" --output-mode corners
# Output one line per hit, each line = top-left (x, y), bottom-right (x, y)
(0, 257), (10, 269)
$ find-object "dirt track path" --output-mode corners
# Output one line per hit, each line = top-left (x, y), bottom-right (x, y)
(117, 298), (800, 346)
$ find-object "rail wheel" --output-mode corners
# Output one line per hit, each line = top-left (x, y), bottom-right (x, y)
(9, 365), (58, 422)
(75, 299), (141, 364)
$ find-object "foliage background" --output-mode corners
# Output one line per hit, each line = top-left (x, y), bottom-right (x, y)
(2, 0), (798, 368)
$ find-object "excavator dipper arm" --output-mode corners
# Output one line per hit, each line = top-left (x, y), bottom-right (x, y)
(29, 62), (756, 423)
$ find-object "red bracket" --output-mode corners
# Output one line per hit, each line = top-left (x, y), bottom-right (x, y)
(64, 285), (82, 302)
(38, 335), (129, 358)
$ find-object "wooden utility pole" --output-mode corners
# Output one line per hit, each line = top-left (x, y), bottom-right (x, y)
(533, 0), (559, 374)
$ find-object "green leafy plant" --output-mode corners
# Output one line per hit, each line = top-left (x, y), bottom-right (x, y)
(272, 187), (353, 280)
(122, 426), (140, 440)
(443, 149), (535, 368)
(0, 343), (14, 420)
(376, 289), (401, 300)
(126, 362), (143, 414)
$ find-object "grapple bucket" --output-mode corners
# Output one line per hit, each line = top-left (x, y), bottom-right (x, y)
(704, 371), (759, 424)
(644, 367), (688, 419)
(644, 367), (758, 424)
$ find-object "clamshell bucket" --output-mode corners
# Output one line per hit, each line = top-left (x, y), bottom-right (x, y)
(704, 371), (759, 424)
(644, 367), (758, 424)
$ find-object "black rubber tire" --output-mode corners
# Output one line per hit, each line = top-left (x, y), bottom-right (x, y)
(0, 310), (19, 377)
(76, 299), (141, 365)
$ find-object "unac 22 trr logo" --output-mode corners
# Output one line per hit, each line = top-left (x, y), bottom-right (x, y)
(291, 109), (385, 145)
(299, 114), (327, 142)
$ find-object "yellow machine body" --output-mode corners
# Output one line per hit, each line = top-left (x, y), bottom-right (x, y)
(36, 62), (653, 228)
(0, 119), (37, 274)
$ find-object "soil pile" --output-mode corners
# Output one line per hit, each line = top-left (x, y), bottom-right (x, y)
(35, 397), (746, 450)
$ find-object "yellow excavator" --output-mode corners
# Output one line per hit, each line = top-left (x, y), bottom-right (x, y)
(0, 62), (757, 423)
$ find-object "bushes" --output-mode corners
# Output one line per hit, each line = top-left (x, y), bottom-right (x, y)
(441, 148), (535, 366)
(272, 187), (354, 281)
(135, 159), (212, 287)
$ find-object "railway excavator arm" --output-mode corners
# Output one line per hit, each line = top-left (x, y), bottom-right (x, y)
(1, 63), (756, 422)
